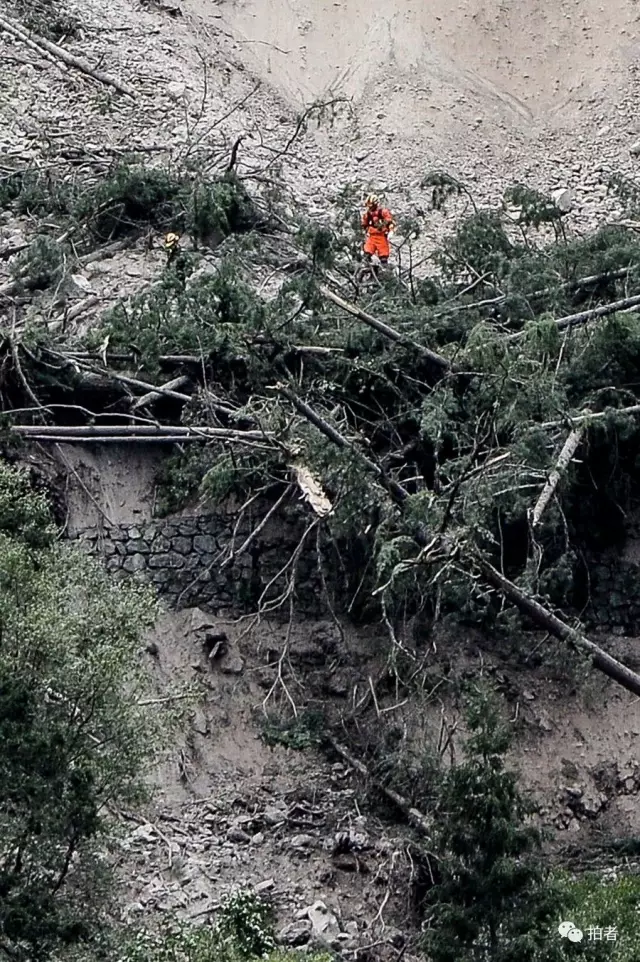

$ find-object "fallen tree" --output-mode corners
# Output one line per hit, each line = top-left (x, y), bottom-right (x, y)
(12, 424), (272, 441)
(0, 12), (136, 98)
(472, 553), (640, 698)
(508, 292), (640, 340)
(5, 163), (640, 706)
(319, 284), (452, 371)
(278, 389), (640, 699)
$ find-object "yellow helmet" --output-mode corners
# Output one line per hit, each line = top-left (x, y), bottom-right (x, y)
(365, 194), (379, 208)
(164, 232), (180, 249)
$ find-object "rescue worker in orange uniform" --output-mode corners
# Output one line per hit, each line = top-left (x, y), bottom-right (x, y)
(361, 194), (395, 272)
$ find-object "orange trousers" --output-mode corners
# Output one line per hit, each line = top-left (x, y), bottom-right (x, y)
(364, 232), (390, 258)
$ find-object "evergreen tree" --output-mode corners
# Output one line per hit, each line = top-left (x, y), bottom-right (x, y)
(423, 685), (565, 962)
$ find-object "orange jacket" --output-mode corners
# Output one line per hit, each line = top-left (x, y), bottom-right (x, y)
(362, 206), (394, 236)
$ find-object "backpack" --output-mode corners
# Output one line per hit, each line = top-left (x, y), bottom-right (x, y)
(364, 207), (391, 231)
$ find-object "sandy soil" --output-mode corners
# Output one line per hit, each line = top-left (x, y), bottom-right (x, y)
(191, 0), (640, 119)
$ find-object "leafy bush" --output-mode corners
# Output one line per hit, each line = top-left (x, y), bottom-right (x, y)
(215, 888), (276, 958)
(87, 259), (267, 375)
(1, 164), (259, 256)
(0, 462), (159, 961)
(261, 711), (325, 750)
(76, 165), (259, 245)
(555, 870), (640, 960)
(0, 169), (78, 217)
(0, 462), (56, 547)
(13, 235), (67, 291)
(108, 916), (331, 962)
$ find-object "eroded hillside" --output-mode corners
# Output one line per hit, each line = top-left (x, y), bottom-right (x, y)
(3, 0), (640, 960)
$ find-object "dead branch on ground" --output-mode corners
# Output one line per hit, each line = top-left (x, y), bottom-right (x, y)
(243, 98), (350, 176)
(327, 736), (432, 836)
(433, 265), (640, 318)
(0, 13), (136, 98)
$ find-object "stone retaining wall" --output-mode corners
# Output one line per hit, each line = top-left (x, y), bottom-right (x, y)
(71, 506), (329, 616)
(585, 553), (640, 635)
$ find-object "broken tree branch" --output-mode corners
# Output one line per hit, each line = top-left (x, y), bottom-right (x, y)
(530, 427), (584, 527)
(13, 436), (272, 445)
(49, 354), (194, 403)
(53, 345), (342, 365)
(11, 425), (272, 440)
(473, 553), (640, 697)
(319, 285), (451, 371)
(508, 292), (640, 341)
(276, 385), (409, 506)
(540, 404), (640, 429)
(130, 376), (192, 411)
(435, 265), (640, 318)
(0, 13), (136, 99)
(221, 484), (293, 570)
(327, 736), (432, 836)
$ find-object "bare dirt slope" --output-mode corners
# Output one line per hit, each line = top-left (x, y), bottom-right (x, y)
(2, 0), (640, 274)
(205, 0), (639, 119)
(181, 0), (640, 237)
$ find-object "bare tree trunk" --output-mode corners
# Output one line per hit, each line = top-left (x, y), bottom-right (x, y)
(12, 425), (271, 440)
(474, 554), (640, 697)
(319, 285), (451, 371)
(531, 427), (584, 527)
(0, 13), (136, 98)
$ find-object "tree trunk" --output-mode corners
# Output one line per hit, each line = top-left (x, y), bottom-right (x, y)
(0, 13), (136, 98)
(319, 285), (451, 371)
(474, 554), (640, 697)
(531, 427), (584, 526)
(508, 293), (640, 341)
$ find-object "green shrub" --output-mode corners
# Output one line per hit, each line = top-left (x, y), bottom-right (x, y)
(110, 916), (332, 962)
(215, 888), (276, 958)
(77, 165), (258, 245)
(555, 870), (640, 960)
(261, 711), (325, 750)
(422, 685), (566, 962)
(0, 462), (159, 961)
(13, 235), (67, 291)
(0, 169), (78, 217)
(87, 258), (267, 375)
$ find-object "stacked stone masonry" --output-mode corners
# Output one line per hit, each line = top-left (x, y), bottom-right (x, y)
(71, 507), (327, 616)
(70, 508), (640, 631)
(586, 553), (640, 635)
